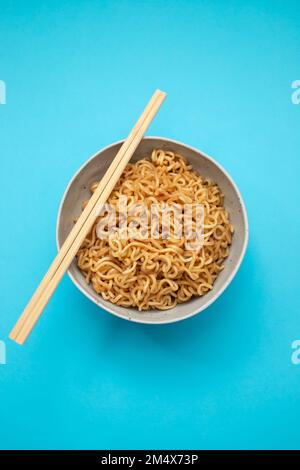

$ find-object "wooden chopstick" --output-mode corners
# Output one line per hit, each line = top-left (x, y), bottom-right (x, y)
(10, 89), (167, 345)
(9, 90), (163, 342)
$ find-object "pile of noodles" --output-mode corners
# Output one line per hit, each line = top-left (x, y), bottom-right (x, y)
(76, 149), (233, 311)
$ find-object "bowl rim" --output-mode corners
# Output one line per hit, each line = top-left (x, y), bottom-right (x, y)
(56, 136), (249, 324)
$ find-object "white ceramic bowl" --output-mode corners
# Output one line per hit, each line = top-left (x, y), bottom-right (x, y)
(56, 137), (248, 324)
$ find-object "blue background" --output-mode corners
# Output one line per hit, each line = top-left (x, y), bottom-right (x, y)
(0, 0), (300, 450)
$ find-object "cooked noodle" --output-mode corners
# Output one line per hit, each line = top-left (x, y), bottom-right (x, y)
(76, 149), (233, 311)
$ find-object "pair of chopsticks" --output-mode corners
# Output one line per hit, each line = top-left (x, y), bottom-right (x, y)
(10, 89), (167, 345)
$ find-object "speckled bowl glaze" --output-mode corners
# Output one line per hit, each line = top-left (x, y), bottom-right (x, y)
(56, 137), (249, 324)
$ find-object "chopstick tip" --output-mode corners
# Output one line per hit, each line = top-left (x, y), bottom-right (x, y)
(9, 330), (24, 345)
(156, 89), (167, 98)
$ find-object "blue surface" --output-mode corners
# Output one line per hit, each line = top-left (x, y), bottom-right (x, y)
(1, 0), (300, 450)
